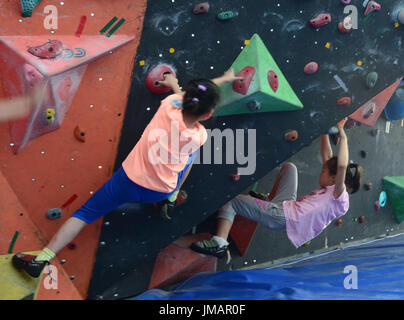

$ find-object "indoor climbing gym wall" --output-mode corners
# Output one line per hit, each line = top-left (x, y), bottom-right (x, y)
(0, 0), (404, 301)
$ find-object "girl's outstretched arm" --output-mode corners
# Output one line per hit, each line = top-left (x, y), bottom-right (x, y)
(211, 68), (242, 86)
(321, 134), (333, 164)
(334, 118), (349, 199)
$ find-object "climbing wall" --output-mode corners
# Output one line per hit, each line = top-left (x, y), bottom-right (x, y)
(88, 0), (404, 299)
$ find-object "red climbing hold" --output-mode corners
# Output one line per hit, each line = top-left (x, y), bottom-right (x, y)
(145, 64), (177, 95)
(310, 13), (331, 28)
(304, 62), (318, 75)
(337, 97), (351, 106)
(231, 173), (241, 182)
(267, 70), (279, 93)
(364, 1), (381, 16)
(338, 21), (351, 33)
(336, 219), (343, 227)
(74, 126), (86, 142)
(27, 40), (63, 59)
(358, 216), (365, 223)
(285, 130), (298, 142)
(193, 2), (210, 14)
(233, 66), (256, 95)
(68, 242), (77, 250)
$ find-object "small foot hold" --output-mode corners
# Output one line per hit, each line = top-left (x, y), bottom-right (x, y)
(267, 70), (279, 92)
(74, 126), (86, 142)
(231, 173), (240, 182)
(366, 72), (378, 89)
(42, 108), (56, 125)
(310, 13), (331, 28)
(28, 40), (63, 59)
(193, 3), (209, 15)
(217, 11), (234, 20)
(364, 182), (373, 191)
(285, 130), (298, 142)
(370, 128), (379, 136)
(336, 219), (343, 227)
(304, 62), (318, 74)
(337, 97), (351, 106)
(360, 150), (368, 158)
(358, 216), (365, 223)
(46, 208), (62, 220)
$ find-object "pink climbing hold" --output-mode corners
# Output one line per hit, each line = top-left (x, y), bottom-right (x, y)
(233, 66), (256, 95)
(231, 173), (240, 182)
(27, 40), (63, 59)
(57, 77), (73, 101)
(364, 1), (381, 17)
(374, 200), (381, 211)
(310, 13), (331, 28)
(341, 0), (351, 4)
(362, 102), (376, 119)
(145, 64), (177, 94)
(267, 70), (279, 93)
(193, 3), (210, 14)
(304, 62), (318, 74)
(337, 97), (351, 106)
(23, 64), (43, 89)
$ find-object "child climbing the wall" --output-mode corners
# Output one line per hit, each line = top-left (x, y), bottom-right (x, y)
(12, 69), (241, 278)
(191, 118), (362, 257)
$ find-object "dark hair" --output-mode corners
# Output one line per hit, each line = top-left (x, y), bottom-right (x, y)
(182, 79), (220, 117)
(326, 156), (363, 194)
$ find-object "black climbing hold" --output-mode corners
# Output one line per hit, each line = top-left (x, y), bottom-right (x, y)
(247, 100), (261, 112)
(360, 150), (367, 158)
(364, 182), (373, 191)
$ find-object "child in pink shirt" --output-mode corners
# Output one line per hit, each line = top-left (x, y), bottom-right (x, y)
(192, 118), (363, 257)
(13, 69), (241, 278)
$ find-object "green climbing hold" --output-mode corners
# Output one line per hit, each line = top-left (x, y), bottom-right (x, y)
(20, 0), (42, 18)
(217, 11), (234, 20)
(383, 176), (404, 223)
(366, 72), (378, 89)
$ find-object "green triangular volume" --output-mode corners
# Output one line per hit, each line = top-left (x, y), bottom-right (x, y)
(214, 33), (303, 117)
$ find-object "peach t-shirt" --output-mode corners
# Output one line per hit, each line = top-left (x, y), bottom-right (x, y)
(122, 94), (208, 193)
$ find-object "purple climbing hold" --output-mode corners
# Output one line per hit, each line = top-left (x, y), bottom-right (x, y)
(341, 0), (351, 4)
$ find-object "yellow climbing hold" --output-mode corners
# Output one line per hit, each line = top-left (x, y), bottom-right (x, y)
(139, 60), (145, 66)
(325, 42), (331, 49)
(169, 48), (175, 54)
(357, 60), (363, 66)
(244, 40), (250, 45)
(395, 22), (400, 28)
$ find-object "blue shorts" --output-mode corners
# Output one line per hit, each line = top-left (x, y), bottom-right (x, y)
(72, 152), (197, 224)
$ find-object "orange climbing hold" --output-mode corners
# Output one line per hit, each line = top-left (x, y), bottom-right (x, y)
(285, 130), (298, 142)
(74, 126), (86, 142)
(338, 97), (351, 106)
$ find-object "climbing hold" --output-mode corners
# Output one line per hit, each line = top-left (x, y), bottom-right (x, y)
(233, 66), (256, 95)
(42, 108), (56, 125)
(364, 182), (373, 191)
(23, 64), (44, 89)
(336, 218), (343, 227)
(370, 128), (379, 136)
(176, 190), (188, 205)
(340, 0), (351, 4)
(366, 72), (378, 89)
(246, 100), (261, 112)
(364, 1), (381, 17)
(398, 9), (404, 24)
(330, 133), (340, 146)
(46, 208), (62, 220)
(338, 20), (351, 33)
(374, 200), (381, 211)
(217, 11), (234, 21)
(358, 216), (365, 223)
(360, 150), (368, 158)
(362, 102), (376, 119)
(20, 0), (42, 17)
(303, 240), (311, 246)
(27, 40), (63, 59)
(379, 191), (387, 207)
(346, 118), (357, 129)
(74, 126), (86, 143)
(267, 70), (279, 93)
(193, 3), (209, 15)
(231, 173), (241, 182)
(337, 97), (351, 106)
(309, 13), (331, 28)
(285, 130), (298, 142)
(304, 62), (318, 75)
(328, 126), (339, 135)
(145, 64), (177, 95)
(67, 243), (76, 250)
